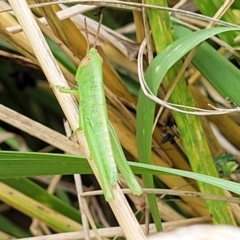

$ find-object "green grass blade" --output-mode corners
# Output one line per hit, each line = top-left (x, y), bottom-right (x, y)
(144, 27), (238, 92)
(193, 0), (240, 45)
(0, 181), (82, 232)
(129, 161), (240, 196)
(174, 24), (240, 105)
(1, 151), (240, 196)
(0, 151), (91, 178)
(0, 214), (31, 238)
(1, 178), (81, 223)
(137, 22), (238, 224)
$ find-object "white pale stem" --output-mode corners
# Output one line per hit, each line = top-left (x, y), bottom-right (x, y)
(7, 0), (146, 239)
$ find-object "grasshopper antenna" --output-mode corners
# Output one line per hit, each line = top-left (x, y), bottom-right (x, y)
(93, 13), (103, 49)
(94, 7), (105, 16)
(84, 18), (90, 51)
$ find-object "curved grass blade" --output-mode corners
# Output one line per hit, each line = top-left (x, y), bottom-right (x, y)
(1, 151), (240, 197)
(137, 26), (239, 225)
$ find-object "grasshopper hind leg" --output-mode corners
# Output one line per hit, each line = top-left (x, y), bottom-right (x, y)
(84, 124), (115, 201)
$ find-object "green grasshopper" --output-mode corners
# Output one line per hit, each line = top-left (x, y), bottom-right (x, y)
(60, 16), (142, 201)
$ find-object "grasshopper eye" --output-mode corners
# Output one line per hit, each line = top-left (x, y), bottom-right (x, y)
(80, 55), (92, 67)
